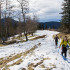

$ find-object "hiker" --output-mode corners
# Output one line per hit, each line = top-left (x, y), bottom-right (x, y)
(59, 36), (70, 58)
(2, 37), (5, 44)
(54, 35), (59, 47)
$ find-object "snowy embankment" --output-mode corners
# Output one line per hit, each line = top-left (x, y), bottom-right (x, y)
(0, 31), (47, 59)
(0, 30), (70, 70)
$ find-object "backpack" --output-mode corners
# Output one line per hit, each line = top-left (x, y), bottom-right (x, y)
(63, 40), (68, 43)
(63, 40), (69, 48)
(55, 37), (59, 41)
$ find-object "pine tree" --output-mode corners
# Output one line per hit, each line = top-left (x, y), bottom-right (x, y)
(61, 0), (70, 33)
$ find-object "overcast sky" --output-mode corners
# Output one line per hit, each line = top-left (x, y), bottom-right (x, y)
(29, 0), (63, 22)
(13, 0), (63, 22)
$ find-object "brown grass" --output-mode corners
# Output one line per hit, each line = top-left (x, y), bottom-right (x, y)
(23, 45), (37, 56)
(40, 64), (45, 68)
(0, 53), (22, 69)
(41, 63), (56, 70)
(30, 35), (46, 40)
(43, 57), (51, 60)
(28, 57), (51, 70)
(0, 34), (46, 47)
(28, 63), (34, 70)
(21, 68), (26, 70)
(7, 59), (23, 67)
(0, 44), (38, 69)
(49, 63), (56, 68)
(27, 61), (44, 70)
(48, 29), (57, 31)
(2, 68), (10, 70)
(0, 44), (6, 47)
(5, 40), (16, 45)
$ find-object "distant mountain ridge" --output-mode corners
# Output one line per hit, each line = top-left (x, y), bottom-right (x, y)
(39, 21), (61, 29)
(1, 18), (18, 27)
(1, 18), (61, 29)
(1, 18), (18, 23)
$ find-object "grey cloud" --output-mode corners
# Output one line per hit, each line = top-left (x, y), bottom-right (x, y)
(29, 0), (63, 21)
(11, 0), (63, 21)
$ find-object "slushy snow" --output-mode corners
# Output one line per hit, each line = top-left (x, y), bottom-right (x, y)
(0, 30), (70, 70)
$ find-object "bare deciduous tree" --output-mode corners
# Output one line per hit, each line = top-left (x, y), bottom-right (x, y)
(26, 15), (38, 36)
(4, 0), (15, 37)
(17, 0), (29, 41)
(0, 0), (4, 37)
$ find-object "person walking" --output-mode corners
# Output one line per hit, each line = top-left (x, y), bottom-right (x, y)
(54, 35), (59, 47)
(59, 36), (70, 58)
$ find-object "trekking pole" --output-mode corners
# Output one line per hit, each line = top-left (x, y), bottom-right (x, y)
(57, 45), (60, 57)
(58, 48), (59, 53)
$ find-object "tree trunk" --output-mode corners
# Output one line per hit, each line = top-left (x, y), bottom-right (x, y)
(25, 32), (28, 41)
(0, 4), (2, 37)
(32, 32), (33, 36)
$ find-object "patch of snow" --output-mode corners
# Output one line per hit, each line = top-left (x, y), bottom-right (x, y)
(0, 30), (70, 70)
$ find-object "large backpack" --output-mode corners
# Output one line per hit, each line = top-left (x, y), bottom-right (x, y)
(63, 40), (68, 43)
(63, 40), (69, 48)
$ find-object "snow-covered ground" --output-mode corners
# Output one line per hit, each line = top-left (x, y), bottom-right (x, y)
(0, 30), (70, 70)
